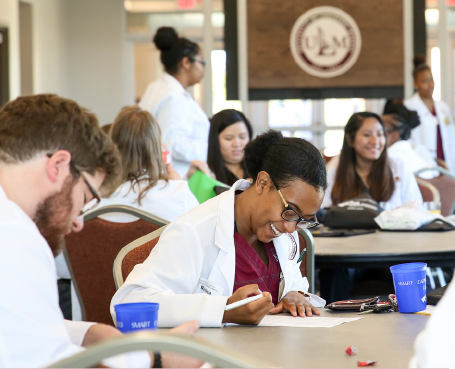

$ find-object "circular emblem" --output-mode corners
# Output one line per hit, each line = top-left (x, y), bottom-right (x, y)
(290, 6), (362, 78)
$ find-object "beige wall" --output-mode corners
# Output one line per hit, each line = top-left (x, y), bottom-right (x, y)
(0, 0), (135, 125)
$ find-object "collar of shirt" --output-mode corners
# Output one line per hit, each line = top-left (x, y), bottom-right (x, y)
(0, 184), (42, 234)
(162, 72), (191, 97)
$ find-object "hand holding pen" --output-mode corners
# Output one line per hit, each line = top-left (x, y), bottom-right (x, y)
(222, 284), (274, 325)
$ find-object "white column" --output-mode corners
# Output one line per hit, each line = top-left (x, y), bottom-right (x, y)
(202, 0), (213, 116)
(438, 0), (451, 107)
(403, 0), (414, 99)
(237, 0), (248, 112)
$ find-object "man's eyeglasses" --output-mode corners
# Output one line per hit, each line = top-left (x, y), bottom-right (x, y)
(71, 164), (101, 215)
(271, 178), (319, 230)
(46, 153), (101, 215)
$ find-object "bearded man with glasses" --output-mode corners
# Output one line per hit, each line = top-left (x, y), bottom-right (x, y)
(0, 94), (202, 368)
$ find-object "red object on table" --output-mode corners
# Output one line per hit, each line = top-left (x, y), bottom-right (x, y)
(346, 346), (358, 355)
(357, 361), (376, 367)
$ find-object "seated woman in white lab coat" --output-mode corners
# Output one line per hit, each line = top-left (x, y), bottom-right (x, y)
(207, 109), (253, 186)
(382, 103), (438, 180)
(111, 130), (328, 327)
(320, 112), (422, 303)
(322, 112), (422, 210)
(96, 106), (199, 222)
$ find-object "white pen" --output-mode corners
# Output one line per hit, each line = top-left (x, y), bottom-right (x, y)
(225, 293), (264, 311)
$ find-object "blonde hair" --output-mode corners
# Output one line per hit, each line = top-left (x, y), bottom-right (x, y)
(110, 106), (167, 205)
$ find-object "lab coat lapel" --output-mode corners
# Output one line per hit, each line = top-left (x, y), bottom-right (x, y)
(273, 233), (296, 296)
(209, 180), (252, 295)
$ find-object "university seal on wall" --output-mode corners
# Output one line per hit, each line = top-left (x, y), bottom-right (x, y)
(290, 6), (362, 78)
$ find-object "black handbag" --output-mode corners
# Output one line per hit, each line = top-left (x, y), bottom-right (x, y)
(320, 194), (383, 229)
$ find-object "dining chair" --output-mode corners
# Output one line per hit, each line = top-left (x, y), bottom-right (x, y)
(64, 205), (168, 325)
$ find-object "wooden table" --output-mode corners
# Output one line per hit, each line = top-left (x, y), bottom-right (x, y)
(194, 309), (430, 368)
(314, 231), (455, 268)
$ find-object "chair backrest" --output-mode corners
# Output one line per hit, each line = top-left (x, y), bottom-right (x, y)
(298, 229), (315, 293)
(416, 167), (455, 216)
(113, 226), (168, 289)
(113, 226), (315, 294)
(64, 206), (167, 325)
(415, 177), (440, 203)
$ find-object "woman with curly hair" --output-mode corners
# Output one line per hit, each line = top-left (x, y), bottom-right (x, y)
(112, 130), (328, 327)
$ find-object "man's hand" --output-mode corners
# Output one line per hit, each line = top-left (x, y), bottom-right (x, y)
(161, 320), (203, 368)
(222, 284), (274, 325)
(82, 324), (122, 347)
(270, 291), (319, 317)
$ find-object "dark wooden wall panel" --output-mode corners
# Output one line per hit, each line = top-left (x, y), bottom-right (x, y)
(247, 0), (404, 89)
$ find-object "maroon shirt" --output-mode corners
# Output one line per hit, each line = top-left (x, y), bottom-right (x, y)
(431, 107), (445, 161)
(233, 230), (282, 305)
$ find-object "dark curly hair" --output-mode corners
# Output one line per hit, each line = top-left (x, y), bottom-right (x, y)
(154, 27), (200, 74)
(243, 130), (327, 191)
(383, 102), (420, 140)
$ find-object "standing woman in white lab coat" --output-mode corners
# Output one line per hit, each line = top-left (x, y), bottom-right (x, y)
(111, 130), (328, 327)
(139, 27), (210, 177)
(404, 55), (455, 174)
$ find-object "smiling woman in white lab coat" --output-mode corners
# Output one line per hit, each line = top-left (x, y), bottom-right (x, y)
(404, 55), (455, 175)
(139, 27), (210, 178)
(322, 112), (422, 210)
(111, 130), (327, 327)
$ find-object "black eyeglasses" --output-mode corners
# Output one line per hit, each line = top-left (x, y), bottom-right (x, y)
(190, 57), (207, 67)
(46, 153), (101, 215)
(271, 178), (319, 230)
(71, 164), (101, 215)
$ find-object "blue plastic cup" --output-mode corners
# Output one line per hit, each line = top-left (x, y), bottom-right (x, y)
(114, 302), (159, 333)
(390, 263), (427, 313)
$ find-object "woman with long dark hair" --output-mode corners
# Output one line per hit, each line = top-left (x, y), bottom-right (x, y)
(207, 109), (253, 186)
(322, 112), (422, 209)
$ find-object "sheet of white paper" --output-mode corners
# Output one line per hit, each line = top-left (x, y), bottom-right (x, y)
(256, 314), (363, 328)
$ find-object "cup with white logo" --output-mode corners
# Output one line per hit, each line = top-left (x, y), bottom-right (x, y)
(390, 263), (427, 313)
(114, 302), (159, 333)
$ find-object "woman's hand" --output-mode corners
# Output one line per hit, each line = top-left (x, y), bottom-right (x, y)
(186, 160), (213, 179)
(167, 163), (182, 180)
(270, 291), (319, 317)
(222, 284), (274, 325)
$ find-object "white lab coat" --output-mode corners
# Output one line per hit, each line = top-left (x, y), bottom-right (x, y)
(0, 185), (149, 368)
(405, 93), (455, 174)
(93, 179), (199, 223)
(410, 278), (455, 368)
(322, 155), (423, 210)
(111, 179), (322, 328)
(139, 73), (210, 177)
(388, 140), (438, 179)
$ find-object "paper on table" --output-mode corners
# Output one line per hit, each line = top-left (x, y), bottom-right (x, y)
(257, 314), (363, 328)
(415, 305), (437, 316)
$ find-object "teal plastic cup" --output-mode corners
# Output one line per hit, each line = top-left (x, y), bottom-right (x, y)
(114, 302), (159, 333)
(390, 263), (427, 313)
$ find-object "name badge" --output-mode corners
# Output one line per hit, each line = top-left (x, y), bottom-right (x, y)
(445, 117), (450, 126)
(195, 278), (224, 296)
